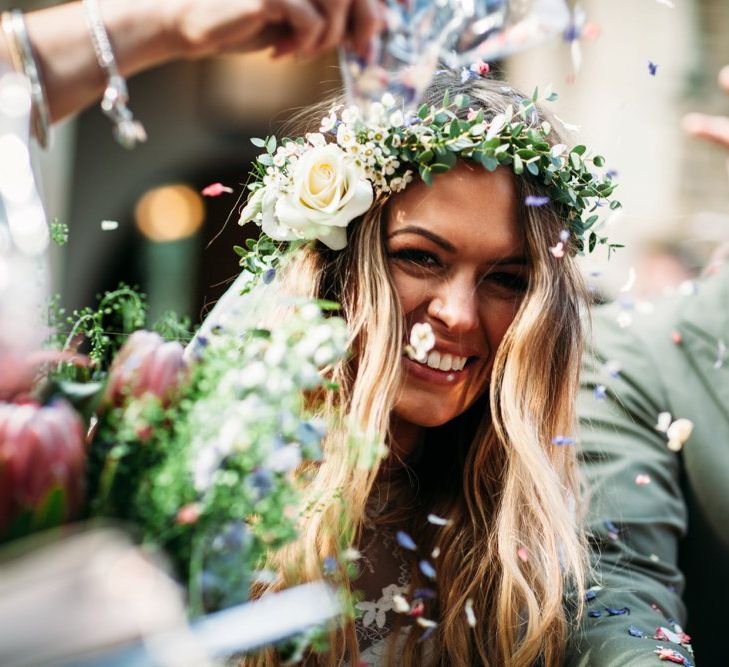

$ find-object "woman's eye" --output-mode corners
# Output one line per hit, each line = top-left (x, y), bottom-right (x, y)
(483, 272), (529, 293)
(388, 248), (442, 268)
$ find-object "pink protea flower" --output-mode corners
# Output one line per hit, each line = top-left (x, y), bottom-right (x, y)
(104, 331), (187, 408)
(0, 400), (86, 536)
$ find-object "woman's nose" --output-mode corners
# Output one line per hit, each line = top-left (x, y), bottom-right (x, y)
(427, 278), (480, 333)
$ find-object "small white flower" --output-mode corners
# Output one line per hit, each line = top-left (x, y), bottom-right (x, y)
(273, 153), (286, 167)
(389, 110), (404, 127)
(319, 113), (337, 133)
(305, 132), (326, 147)
(341, 106), (360, 125)
(405, 322), (435, 362)
(239, 187), (266, 225)
(336, 124), (357, 148)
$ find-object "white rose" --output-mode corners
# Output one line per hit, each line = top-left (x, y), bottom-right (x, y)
(273, 143), (373, 250)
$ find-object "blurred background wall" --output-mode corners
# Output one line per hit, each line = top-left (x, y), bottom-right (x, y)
(7, 0), (729, 321)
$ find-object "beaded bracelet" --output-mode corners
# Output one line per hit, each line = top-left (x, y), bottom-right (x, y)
(1, 10), (51, 149)
(83, 0), (146, 149)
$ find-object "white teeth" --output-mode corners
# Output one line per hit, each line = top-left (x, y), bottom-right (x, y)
(417, 350), (468, 372)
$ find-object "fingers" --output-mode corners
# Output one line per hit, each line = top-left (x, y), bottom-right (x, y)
(276, 0), (326, 58)
(348, 0), (383, 57)
(311, 0), (350, 54)
(682, 113), (729, 150)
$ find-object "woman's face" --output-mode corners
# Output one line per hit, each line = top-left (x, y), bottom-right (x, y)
(386, 161), (527, 429)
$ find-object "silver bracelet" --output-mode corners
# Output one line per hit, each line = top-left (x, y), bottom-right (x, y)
(1, 10), (51, 149)
(82, 0), (146, 149)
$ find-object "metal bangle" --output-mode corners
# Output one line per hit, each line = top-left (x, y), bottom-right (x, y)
(82, 0), (146, 149)
(1, 10), (51, 149)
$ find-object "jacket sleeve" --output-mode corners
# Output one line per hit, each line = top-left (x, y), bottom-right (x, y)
(564, 309), (695, 666)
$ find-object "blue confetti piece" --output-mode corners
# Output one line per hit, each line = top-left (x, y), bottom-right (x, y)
(525, 195), (550, 207)
(263, 268), (276, 284)
(414, 587), (437, 599)
(605, 606), (630, 616)
(594, 384), (607, 401)
(603, 519), (619, 534)
(585, 590), (598, 602)
(418, 626), (436, 643)
(588, 610), (602, 618)
(396, 530), (417, 551)
(648, 61), (659, 76)
(607, 169), (619, 179)
(419, 560), (437, 579)
(552, 436), (576, 446)
(323, 556), (337, 575)
(628, 624), (644, 638)
(559, 229), (570, 242)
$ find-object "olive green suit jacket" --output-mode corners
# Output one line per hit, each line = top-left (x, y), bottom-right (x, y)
(565, 267), (729, 666)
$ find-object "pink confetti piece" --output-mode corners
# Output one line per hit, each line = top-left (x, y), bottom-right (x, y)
(635, 474), (652, 486)
(202, 182), (234, 197)
(517, 547), (529, 562)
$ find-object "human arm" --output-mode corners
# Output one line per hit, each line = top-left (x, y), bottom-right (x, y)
(0, 0), (382, 124)
(564, 308), (694, 666)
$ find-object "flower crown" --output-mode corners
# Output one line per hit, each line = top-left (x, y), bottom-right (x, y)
(237, 85), (620, 287)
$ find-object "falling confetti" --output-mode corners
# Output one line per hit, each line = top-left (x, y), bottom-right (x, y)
(549, 241), (565, 258)
(405, 322), (435, 362)
(655, 412), (672, 433)
(635, 474), (651, 485)
(648, 61), (659, 76)
(666, 418), (693, 452)
(594, 384), (607, 401)
(605, 606), (630, 616)
(396, 530), (418, 551)
(554, 114), (582, 132)
(654, 647), (691, 664)
(671, 331), (683, 345)
(517, 547), (529, 562)
(552, 435), (575, 446)
(617, 311), (633, 329)
(202, 182), (234, 197)
(714, 339), (726, 369)
(419, 560), (437, 579)
(603, 360), (622, 378)
(525, 195), (550, 207)
(431, 546), (441, 559)
(628, 625), (645, 638)
(427, 513), (451, 526)
(465, 598), (477, 628)
(101, 220), (119, 231)
(392, 594), (411, 614)
(620, 267), (637, 293)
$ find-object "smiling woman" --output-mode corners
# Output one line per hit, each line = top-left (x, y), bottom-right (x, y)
(217, 72), (593, 667)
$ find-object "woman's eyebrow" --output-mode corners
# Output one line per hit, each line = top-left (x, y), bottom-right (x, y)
(387, 226), (456, 252)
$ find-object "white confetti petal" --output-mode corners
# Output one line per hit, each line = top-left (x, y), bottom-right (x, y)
(101, 220), (119, 231)
(620, 267), (636, 293)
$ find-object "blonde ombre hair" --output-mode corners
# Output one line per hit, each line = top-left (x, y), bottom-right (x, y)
(248, 74), (588, 666)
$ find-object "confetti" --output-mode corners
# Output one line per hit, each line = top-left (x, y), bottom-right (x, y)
(410, 600), (425, 617)
(671, 331), (683, 345)
(525, 195), (550, 207)
(263, 268), (277, 284)
(419, 560), (437, 579)
(414, 588), (437, 599)
(654, 647), (689, 664)
(666, 418), (693, 452)
(470, 59), (490, 76)
(655, 412), (672, 433)
(552, 435), (575, 446)
(654, 626), (684, 644)
(628, 625), (645, 638)
(559, 229), (570, 242)
(606, 169), (619, 179)
(594, 384), (607, 401)
(416, 617), (437, 629)
(677, 280), (698, 296)
(517, 547), (529, 562)
(648, 61), (659, 76)
(323, 556), (337, 574)
(617, 311), (633, 329)
(431, 546), (441, 559)
(202, 182), (233, 197)
(605, 606), (630, 616)
(604, 518), (620, 540)
(635, 474), (652, 485)
(620, 267), (637, 293)
(101, 220), (119, 231)
(427, 513), (451, 526)
(588, 610), (602, 618)
(465, 598), (477, 628)
(405, 322), (435, 362)
(396, 530), (417, 551)
(549, 241), (565, 258)
(714, 339), (726, 369)
(603, 360), (622, 378)
(554, 114), (581, 132)
(585, 590), (597, 602)
(392, 594), (411, 614)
